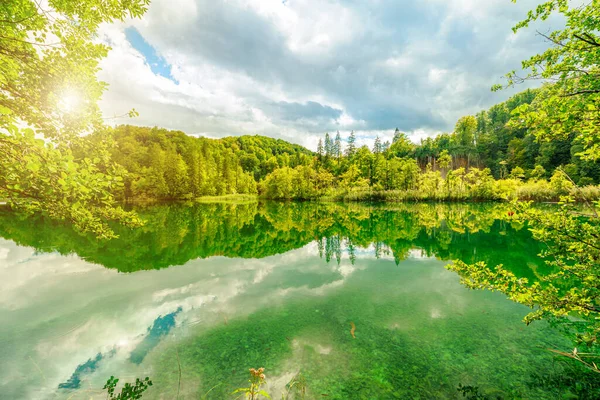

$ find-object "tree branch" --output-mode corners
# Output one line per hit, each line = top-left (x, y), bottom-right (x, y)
(537, 30), (566, 47)
(0, 14), (36, 25)
(0, 35), (62, 48)
(560, 89), (600, 97)
(574, 33), (600, 47)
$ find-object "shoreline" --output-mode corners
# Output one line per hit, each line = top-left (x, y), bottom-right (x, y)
(115, 186), (600, 205)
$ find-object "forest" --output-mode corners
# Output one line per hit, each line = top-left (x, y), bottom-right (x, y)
(93, 87), (599, 203)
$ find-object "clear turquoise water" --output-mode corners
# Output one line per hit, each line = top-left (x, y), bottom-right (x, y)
(0, 202), (597, 399)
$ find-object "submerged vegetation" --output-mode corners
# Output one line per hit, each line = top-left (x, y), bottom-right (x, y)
(3, 202), (600, 399)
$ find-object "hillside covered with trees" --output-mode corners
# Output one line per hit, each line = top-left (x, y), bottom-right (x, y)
(95, 87), (599, 202)
(83, 126), (313, 199)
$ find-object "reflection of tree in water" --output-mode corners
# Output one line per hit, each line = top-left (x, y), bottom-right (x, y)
(346, 239), (357, 265)
(0, 202), (547, 280)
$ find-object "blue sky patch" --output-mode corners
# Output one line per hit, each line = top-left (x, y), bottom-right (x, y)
(129, 307), (182, 365)
(58, 349), (116, 389)
(125, 27), (178, 83)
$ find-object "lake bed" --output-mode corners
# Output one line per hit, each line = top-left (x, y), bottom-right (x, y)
(0, 202), (592, 399)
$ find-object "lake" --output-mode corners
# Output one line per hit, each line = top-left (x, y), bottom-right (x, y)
(0, 202), (594, 399)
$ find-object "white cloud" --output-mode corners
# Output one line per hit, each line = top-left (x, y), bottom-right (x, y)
(96, 0), (551, 148)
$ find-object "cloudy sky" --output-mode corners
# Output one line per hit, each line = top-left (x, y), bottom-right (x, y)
(97, 0), (553, 149)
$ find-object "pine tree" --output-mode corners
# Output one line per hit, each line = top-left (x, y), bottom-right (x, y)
(393, 128), (402, 143)
(346, 131), (357, 158)
(373, 136), (382, 154)
(324, 133), (332, 158)
(317, 139), (324, 161)
(383, 141), (390, 153)
(334, 131), (342, 164)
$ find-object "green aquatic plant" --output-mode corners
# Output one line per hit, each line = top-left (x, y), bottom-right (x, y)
(457, 383), (490, 399)
(283, 373), (307, 399)
(233, 368), (271, 400)
(103, 376), (152, 400)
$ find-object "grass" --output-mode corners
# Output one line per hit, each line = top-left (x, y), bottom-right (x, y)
(318, 183), (600, 204)
(119, 183), (600, 205)
(194, 194), (259, 203)
(121, 194), (259, 205)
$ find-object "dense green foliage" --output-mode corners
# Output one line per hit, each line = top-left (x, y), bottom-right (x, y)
(0, 0), (148, 238)
(499, 0), (600, 163)
(99, 126), (259, 199)
(418, 89), (598, 182)
(82, 125), (321, 200)
(271, 89), (598, 200)
(98, 116), (599, 202)
(448, 0), (600, 374)
(221, 135), (314, 181)
(0, 0), (147, 139)
(2, 0), (599, 237)
(3, 1), (598, 232)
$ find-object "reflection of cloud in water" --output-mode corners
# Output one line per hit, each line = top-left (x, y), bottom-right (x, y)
(429, 307), (443, 319)
(407, 248), (436, 260)
(55, 305), (185, 392)
(0, 240), (100, 311)
(265, 335), (337, 398)
(0, 240), (361, 398)
(0, 235), (443, 399)
(292, 339), (332, 355)
(275, 279), (345, 298)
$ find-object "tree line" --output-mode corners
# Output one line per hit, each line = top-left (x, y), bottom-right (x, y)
(94, 88), (599, 202)
(260, 88), (599, 200)
(84, 125), (316, 200)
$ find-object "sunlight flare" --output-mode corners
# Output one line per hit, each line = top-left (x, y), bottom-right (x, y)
(58, 90), (82, 114)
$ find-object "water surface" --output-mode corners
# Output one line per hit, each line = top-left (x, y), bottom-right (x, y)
(0, 202), (595, 399)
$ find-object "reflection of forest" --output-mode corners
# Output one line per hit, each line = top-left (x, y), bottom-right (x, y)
(0, 202), (546, 278)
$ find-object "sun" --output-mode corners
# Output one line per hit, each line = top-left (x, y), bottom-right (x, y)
(58, 90), (82, 114)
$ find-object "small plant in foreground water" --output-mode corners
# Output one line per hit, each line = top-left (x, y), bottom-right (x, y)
(283, 373), (307, 399)
(103, 376), (153, 400)
(233, 367), (271, 399)
(457, 383), (488, 399)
